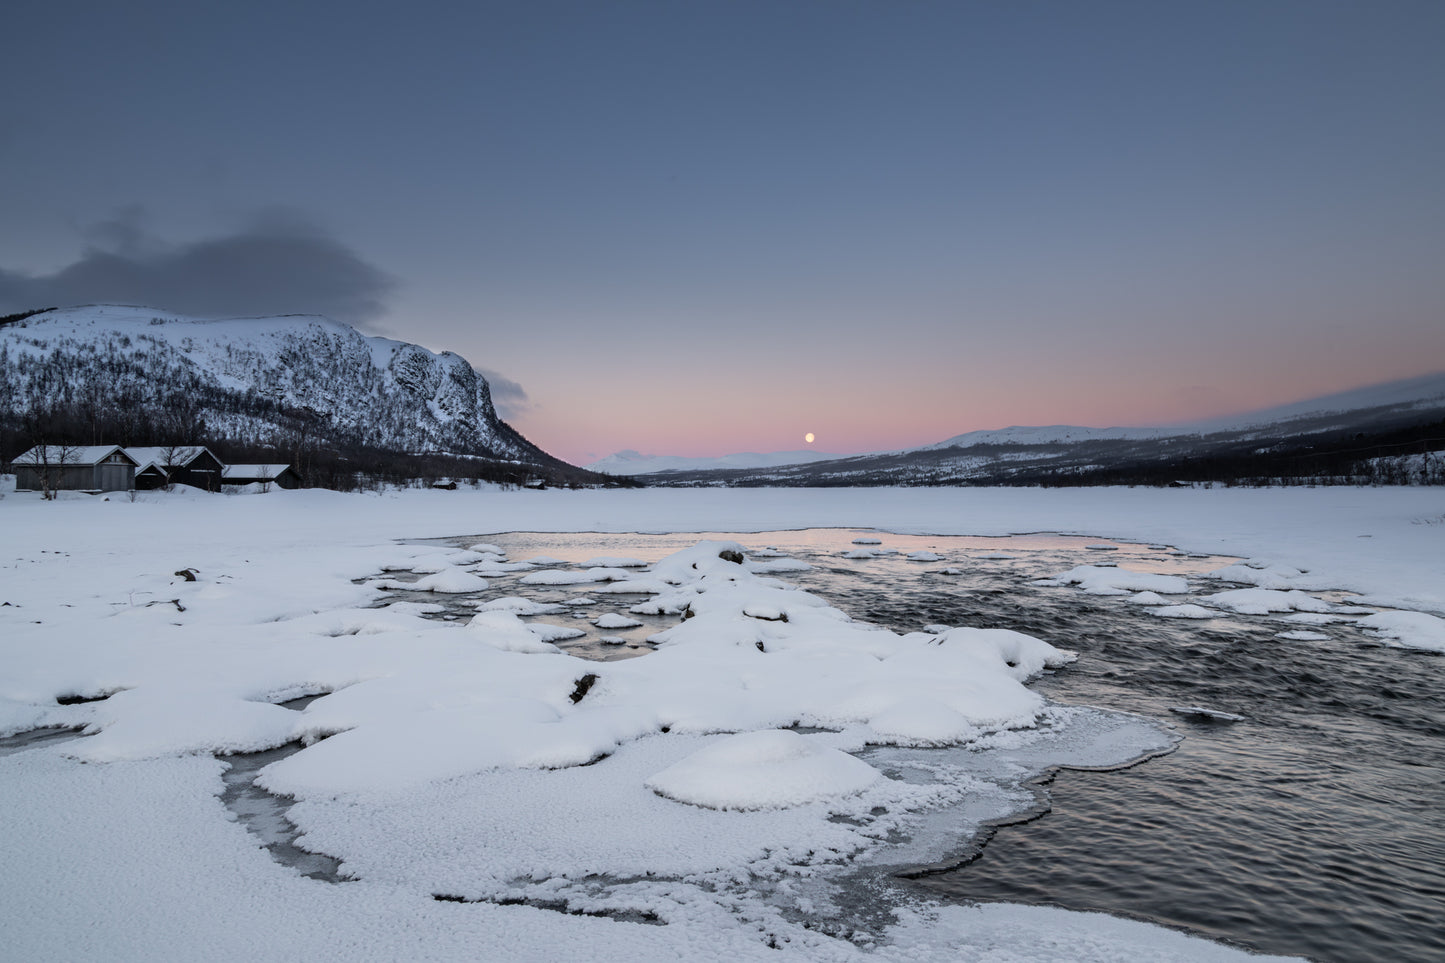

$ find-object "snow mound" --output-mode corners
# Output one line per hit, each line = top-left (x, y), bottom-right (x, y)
(412, 568), (491, 594)
(644, 729), (880, 810)
(1359, 611), (1445, 652)
(477, 597), (566, 616)
(1202, 588), (1334, 615)
(594, 613), (643, 629)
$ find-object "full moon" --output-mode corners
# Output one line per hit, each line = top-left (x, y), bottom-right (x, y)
(804, 433), (815, 444)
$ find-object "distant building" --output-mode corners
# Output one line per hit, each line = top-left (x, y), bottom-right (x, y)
(11, 446), (139, 493)
(124, 447), (226, 492)
(221, 464), (301, 489)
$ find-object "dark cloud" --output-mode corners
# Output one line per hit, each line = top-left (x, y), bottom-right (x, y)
(477, 368), (531, 421)
(0, 209), (395, 323)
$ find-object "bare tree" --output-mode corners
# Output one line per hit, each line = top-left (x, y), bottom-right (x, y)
(32, 443), (81, 501)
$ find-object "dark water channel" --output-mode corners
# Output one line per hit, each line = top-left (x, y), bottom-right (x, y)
(407, 529), (1443, 963)
(779, 532), (1444, 963)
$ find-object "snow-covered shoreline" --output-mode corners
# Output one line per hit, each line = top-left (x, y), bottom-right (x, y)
(3, 484), (1438, 961)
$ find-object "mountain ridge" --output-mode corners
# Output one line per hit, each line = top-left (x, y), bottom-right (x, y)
(0, 304), (601, 485)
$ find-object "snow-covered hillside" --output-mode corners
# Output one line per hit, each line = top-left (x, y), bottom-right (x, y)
(925, 373), (1445, 451)
(0, 305), (551, 465)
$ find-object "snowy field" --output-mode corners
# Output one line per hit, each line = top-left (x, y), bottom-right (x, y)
(3, 483), (1442, 962)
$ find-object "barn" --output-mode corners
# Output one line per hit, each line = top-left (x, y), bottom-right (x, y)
(11, 446), (139, 493)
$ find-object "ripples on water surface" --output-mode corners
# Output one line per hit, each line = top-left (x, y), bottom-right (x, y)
(395, 529), (1442, 963)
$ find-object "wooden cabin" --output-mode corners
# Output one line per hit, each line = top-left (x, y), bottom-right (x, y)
(11, 446), (139, 493)
(124, 447), (226, 492)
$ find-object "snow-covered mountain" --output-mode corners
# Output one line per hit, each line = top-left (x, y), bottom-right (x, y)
(587, 448), (846, 476)
(0, 304), (559, 468)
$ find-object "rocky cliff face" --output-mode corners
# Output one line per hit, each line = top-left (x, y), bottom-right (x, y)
(0, 305), (555, 465)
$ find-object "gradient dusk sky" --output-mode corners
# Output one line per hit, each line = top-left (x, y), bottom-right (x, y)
(3, 1), (1443, 465)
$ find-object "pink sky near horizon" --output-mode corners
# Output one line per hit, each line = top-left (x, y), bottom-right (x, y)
(497, 334), (1445, 465)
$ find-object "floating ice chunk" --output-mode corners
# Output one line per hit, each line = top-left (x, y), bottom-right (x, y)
(518, 567), (632, 586)
(529, 623), (587, 643)
(519, 555), (566, 566)
(851, 537), (882, 545)
(594, 613), (643, 629)
(644, 729), (881, 810)
(1150, 604), (1217, 619)
(907, 551), (942, 562)
(477, 597), (567, 616)
(868, 700), (980, 747)
(560, 596), (596, 606)
(598, 636), (627, 646)
(1049, 565), (1189, 596)
(1358, 611), (1445, 652)
(1168, 705), (1246, 723)
(932, 566), (966, 575)
(442, 550), (494, 566)
(1276, 630), (1330, 641)
(841, 549), (878, 559)
(411, 568), (491, 593)
(1202, 589), (1334, 615)
(466, 542), (506, 555)
(1127, 591), (1169, 606)
(1207, 562), (1309, 590)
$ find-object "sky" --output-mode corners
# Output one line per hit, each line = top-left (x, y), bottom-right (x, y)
(2, 1), (1443, 465)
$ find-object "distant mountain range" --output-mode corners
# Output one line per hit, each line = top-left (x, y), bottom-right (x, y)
(594, 372), (1445, 487)
(0, 304), (610, 486)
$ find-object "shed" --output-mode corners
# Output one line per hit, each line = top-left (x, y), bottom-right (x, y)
(124, 446), (226, 492)
(11, 446), (139, 493)
(221, 464), (301, 490)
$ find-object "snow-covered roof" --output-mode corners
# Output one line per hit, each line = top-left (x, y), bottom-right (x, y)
(11, 445), (134, 467)
(221, 464), (293, 480)
(123, 446), (217, 471)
